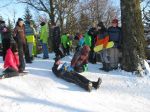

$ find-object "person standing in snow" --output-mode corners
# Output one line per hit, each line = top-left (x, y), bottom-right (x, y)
(96, 22), (111, 72)
(25, 20), (35, 62)
(52, 56), (102, 92)
(88, 27), (97, 64)
(40, 21), (49, 59)
(52, 22), (63, 59)
(0, 20), (11, 61)
(107, 19), (122, 70)
(61, 33), (71, 56)
(0, 43), (20, 78)
(13, 18), (26, 73)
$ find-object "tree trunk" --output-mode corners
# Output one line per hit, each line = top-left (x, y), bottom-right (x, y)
(120, 0), (146, 73)
(49, 0), (55, 24)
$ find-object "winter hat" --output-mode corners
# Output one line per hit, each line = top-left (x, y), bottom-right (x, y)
(81, 45), (91, 55)
(40, 22), (45, 26)
(18, 18), (23, 22)
(0, 20), (5, 24)
(112, 19), (118, 24)
(97, 21), (104, 27)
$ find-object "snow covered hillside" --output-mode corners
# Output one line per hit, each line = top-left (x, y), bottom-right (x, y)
(0, 54), (150, 112)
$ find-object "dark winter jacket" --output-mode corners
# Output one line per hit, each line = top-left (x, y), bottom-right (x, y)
(14, 25), (26, 44)
(108, 26), (121, 45)
(25, 21), (34, 36)
(88, 27), (97, 48)
(52, 26), (61, 46)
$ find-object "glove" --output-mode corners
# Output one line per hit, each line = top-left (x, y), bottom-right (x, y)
(60, 62), (68, 71)
(67, 66), (74, 72)
(83, 64), (88, 71)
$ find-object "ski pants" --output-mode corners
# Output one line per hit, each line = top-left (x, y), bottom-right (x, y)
(42, 43), (49, 58)
(3, 67), (19, 78)
(100, 49), (110, 63)
(52, 68), (91, 90)
(107, 48), (120, 69)
(28, 43), (34, 57)
(17, 41), (26, 71)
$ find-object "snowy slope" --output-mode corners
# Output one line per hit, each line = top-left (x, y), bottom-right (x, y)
(0, 54), (150, 112)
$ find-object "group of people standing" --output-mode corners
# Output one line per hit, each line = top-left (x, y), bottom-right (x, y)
(74, 19), (122, 72)
(0, 17), (122, 92)
(0, 18), (48, 77)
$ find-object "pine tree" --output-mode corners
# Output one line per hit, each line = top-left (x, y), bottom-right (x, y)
(7, 19), (14, 38)
(24, 6), (32, 21)
(120, 0), (146, 75)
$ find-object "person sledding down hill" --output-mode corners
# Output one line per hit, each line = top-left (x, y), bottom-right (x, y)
(0, 43), (20, 79)
(52, 56), (102, 92)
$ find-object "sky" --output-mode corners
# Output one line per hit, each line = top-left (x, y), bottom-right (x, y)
(0, 0), (120, 24)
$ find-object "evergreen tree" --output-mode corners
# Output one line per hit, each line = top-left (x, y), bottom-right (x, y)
(24, 6), (32, 21)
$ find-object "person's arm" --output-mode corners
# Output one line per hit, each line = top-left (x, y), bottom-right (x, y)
(13, 27), (18, 42)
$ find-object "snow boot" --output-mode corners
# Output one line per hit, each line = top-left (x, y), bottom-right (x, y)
(99, 63), (106, 71)
(0, 74), (5, 79)
(93, 78), (102, 89)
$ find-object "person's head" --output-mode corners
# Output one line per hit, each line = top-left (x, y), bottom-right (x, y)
(97, 21), (105, 30)
(10, 43), (18, 53)
(0, 20), (5, 27)
(112, 19), (118, 27)
(17, 18), (24, 27)
(81, 45), (91, 55)
(54, 56), (61, 65)
(40, 21), (45, 26)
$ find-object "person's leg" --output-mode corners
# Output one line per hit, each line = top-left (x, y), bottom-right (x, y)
(62, 45), (66, 56)
(24, 43), (32, 63)
(108, 48), (116, 69)
(100, 50), (106, 70)
(60, 71), (92, 91)
(42, 43), (49, 58)
(18, 42), (25, 72)
(103, 49), (111, 71)
(33, 42), (37, 57)
(92, 77), (102, 89)
(3, 67), (19, 78)
(66, 44), (70, 55)
(114, 48), (119, 69)
(28, 43), (33, 58)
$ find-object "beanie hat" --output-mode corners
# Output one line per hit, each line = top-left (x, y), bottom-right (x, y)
(112, 19), (118, 24)
(18, 18), (23, 22)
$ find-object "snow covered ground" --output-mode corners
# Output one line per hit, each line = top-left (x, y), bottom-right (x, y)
(0, 53), (150, 112)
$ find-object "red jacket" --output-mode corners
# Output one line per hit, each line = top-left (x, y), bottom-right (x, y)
(71, 46), (90, 67)
(4, 49), (20, 71)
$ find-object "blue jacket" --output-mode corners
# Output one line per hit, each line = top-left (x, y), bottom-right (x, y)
(25, 22), (34, 36)
(108, 26), (121, 43)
